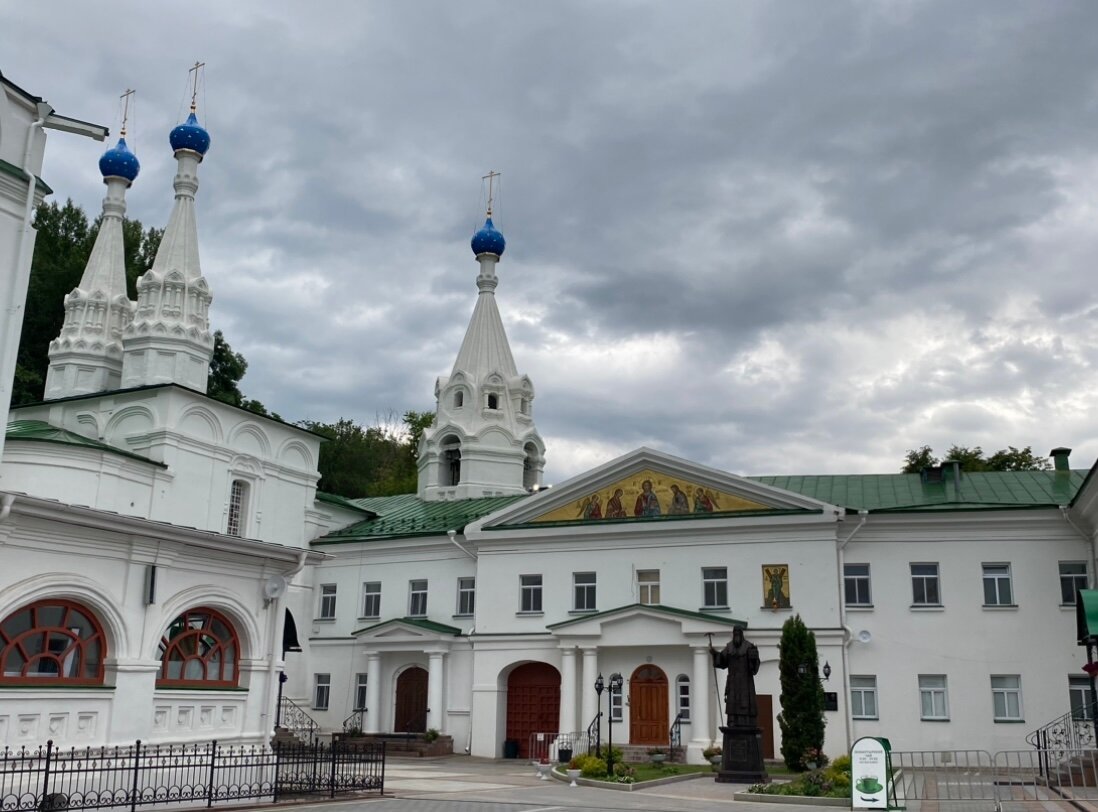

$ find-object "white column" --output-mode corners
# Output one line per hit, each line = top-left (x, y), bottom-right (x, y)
(426, 651), (445, 732)
(365, 652), (381, 733)
(580, 647), (598, 732)
(690, 645), (712, 758)
(559, 646), (577, 733)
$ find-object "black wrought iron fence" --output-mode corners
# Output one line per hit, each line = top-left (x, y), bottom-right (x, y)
(0, 739), (384, 812)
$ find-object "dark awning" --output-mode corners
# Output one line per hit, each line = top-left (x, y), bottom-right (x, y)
(283, 608), (302, 654)
(1076, 590), (1098, 644)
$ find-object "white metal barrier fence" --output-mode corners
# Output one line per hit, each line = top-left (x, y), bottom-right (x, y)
(890, 749), (1098, 811)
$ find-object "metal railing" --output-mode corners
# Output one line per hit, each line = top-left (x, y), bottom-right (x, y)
(0, 738), (384, 812)
(527, 731), (594, 765)
(586, 712), (602, 755)
(668, 712), (684, 755)
(342, 709), (366, 734)
(277, 697), (319, 744)
(889, 748), (1098, 809)
(1026, 701), (1097, 766)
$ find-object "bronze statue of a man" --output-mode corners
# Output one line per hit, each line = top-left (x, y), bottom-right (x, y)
(710, 627), (760, 727)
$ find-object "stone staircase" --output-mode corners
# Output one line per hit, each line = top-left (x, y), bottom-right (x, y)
(616, 744), (687, 764)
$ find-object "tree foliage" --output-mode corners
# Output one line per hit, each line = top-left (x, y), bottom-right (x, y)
(902, 444), (1050, 473)
(301, 412), (432, 498)
(776, 614), (826, 771)
(14, 200), (163, 405)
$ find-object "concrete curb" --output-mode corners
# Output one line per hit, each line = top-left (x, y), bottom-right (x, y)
(551, 767), (712, 792)
(733, 792), (850, 806)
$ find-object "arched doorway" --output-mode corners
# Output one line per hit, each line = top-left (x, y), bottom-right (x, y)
(394, 666), (428, 732)
(629, 664), (668, 745)
(505, 662), (560, 758)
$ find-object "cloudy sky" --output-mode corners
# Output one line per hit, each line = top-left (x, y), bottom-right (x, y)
(6, 1), (1098, 482)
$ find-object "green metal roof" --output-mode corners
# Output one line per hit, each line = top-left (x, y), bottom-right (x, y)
(313, 492), (529, 544)
(546, 603), (747, 630)
(750, 470), (1086, 512)
(352, 617), (463, 636)
(314, 491), (375, 515)
(6, 419), (165, 467)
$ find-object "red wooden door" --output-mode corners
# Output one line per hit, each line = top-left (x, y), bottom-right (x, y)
(506, 662), (560, 758)
(629, 665), (668, 745)
(758, 693), (774, 759)
(394, 667), (428, 733)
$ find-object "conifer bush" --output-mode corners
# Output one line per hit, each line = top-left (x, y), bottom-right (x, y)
(776, 614), (826, 770)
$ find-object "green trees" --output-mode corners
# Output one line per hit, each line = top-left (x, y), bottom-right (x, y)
(902, 444), (1050, 473)
(776, 614), (826, 770)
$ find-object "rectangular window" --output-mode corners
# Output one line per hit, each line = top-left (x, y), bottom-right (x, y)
(637, 570), (660, 605)
(919, 675), (949, 720)
(844, 564), (872, 606)
(1061, 561), (1088, 605)
(1070, 676), (1096, 720)
(226, 480), (248, 537)
(851, 675), (878, 719)
(520, 574), (543, 613)
(911, 563), (941, 606)
(457, 577), (475, 616)
(313, 673), (330, 710)
(409, 579), (428, 617)
(610, 688), (623, 722)
(361, 582), (381, 619)
(355, 673), (368, 711)
(983, 563), (1014, 606)
(991, 675), (1023, 721)
(573, 572), (596, 612)
(676, 676), (691, 721)
(702, 567), (728, 608)
(318, 584), (337, 619)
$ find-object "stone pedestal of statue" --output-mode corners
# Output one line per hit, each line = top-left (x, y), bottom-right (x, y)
(714, 724), (769, 784)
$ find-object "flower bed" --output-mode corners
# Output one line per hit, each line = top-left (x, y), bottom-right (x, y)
(747, 755), (851, 800)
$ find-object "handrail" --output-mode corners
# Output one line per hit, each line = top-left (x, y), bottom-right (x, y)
(279, 696), (320, 743)
(668, 711), (684, 754)
(1025, 700), (1098, 771)
(586, 712), (603, 754)
(343, 708), (366, 734)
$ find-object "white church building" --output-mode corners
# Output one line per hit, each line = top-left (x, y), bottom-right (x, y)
(2, 70), (1098, 764)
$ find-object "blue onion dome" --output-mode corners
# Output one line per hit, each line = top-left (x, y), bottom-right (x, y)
(169, 111), (211, 155)
(471, 216), (506, 257)
(98, 137), (140, 182)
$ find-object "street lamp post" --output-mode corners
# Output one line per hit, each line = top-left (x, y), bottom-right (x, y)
(594, 673), (604, 756)
(607, 673), (623, 775)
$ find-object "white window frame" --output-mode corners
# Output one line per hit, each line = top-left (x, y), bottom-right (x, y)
(844, 563), (872, 606)
(1069, 676), (1095, 720)
(318, 584), (337, 620)
(520, 574), (543, 613)
(361, 582), (381, 619)
(637, 569), (660, 605)
(982, 563), (1014, 607)
(610, 687), (623, 721)
(676, 674), (691, 721)
(850, 675), (879, 720)
(1060, 561), (1088, 606)
(702, 567), (728, 608)
(573, 572), (596, 612)
(991, 675), (1023, 722)
(408, 579), (428, 617)
(919, 674), (949, 720)
(226, 479), (249, 537)
(456, 577), (475, 616)
(354, 673), (368, 711)
(313, 673), (331, 710)
(911, 563), (941, 606)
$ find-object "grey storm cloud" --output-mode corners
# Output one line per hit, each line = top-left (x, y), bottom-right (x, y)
(5, 0), (1098, 482)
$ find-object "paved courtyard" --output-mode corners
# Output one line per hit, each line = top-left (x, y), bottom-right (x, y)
(278, 756), (832, 812)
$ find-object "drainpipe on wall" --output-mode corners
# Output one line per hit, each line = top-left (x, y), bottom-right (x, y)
(836, 509), (868, 751)
(447, 529), (477, 560)
(0, 493), (14, 522)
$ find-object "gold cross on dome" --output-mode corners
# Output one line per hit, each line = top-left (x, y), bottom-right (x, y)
(189, 61), (206, 112)
(482, 170), (500, 216)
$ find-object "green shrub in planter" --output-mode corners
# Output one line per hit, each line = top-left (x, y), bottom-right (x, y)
(579, 756), (607, 778)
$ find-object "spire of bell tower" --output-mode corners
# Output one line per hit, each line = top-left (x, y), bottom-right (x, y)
(121, 63), (214, 392)
(45, 89), (140, 399)
(418, 176), (546, 500)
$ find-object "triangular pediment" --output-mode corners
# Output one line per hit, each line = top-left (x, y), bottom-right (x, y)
(351, 617), (463, 646)
(547, 604), (745, 646)
(474, 447), (837, 529)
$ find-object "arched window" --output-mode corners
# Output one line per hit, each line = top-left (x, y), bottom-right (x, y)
(0, 600), (106, 685)
(487, 393), (499, 410)
(523, 442), (539, 490)
(226, 479), (249, 537)
(453, 391), (464, 408)
(676, 674), (691, 721)
(440, 435), (461, 487)
(157, 607), (240, 688)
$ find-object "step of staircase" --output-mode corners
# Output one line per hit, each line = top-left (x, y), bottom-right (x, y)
(615, 744), (686, 764)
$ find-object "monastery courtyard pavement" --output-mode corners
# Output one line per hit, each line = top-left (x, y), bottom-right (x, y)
(274, 756), (830, 812)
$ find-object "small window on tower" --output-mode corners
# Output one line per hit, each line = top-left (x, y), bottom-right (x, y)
(487, 393), (499, 410)
(454, 391), (464, 408)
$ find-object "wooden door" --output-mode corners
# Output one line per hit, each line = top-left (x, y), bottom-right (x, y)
(629, 665), (668, 745)
(394, 666), (428, 732)
(506, 662), (560, 758)
(757, 693), (774, 759)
